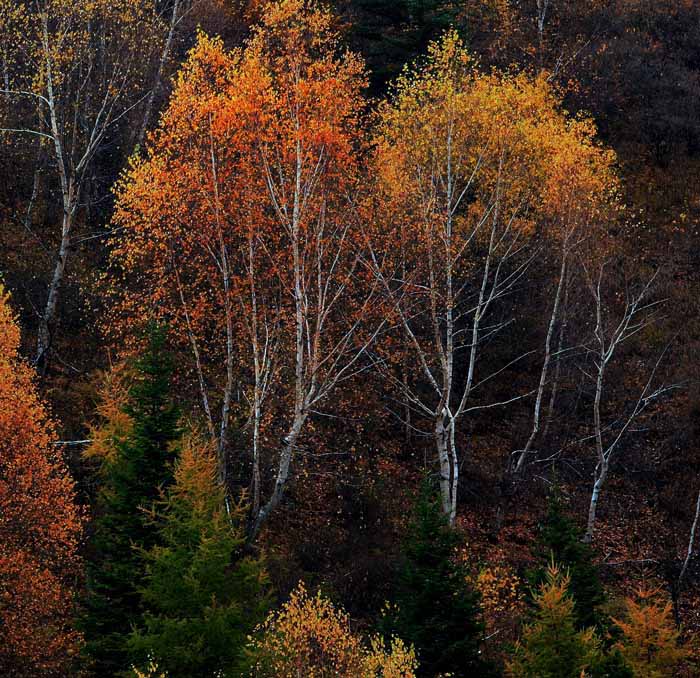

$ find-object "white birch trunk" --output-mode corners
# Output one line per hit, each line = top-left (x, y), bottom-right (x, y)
(678, 489), (700, 587)
(36, 16), (74, 373)
(436, 415), (453, 520)
(136, 0), (181, 149)
(514, 245), (567, 473)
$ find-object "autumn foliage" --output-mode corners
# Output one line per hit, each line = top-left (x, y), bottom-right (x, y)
(0, 286), (82, 676)
(613, 588), (690, 678)
(3, 0), (700, 675)
(249, 581), (417, 677)
(108, 0), (371, 534)
(507, 562), (602, 677)
(370, 28), (619, 523)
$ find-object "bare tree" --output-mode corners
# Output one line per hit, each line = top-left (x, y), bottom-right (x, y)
(135, 0), (208, 149)
(581, 265), (676, 542)
(678, 489), (700, 589)
(512, 226), (575, 474)
(0, 0), (161, 373)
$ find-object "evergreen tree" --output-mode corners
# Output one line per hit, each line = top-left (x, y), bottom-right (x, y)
(382, 478), (491, 677)
(128, 434), (271, 678)
(593, 649), (634, 678)
(82, 324), (180, 676)
(534, 495), (634, 677)
(534, 490), (605, 629)
(337, 0), (463, 90)
(508, 562), (603, 678)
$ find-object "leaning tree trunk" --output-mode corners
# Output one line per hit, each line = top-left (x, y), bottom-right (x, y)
(514, 251), (567, 473)
(135, 0), (182, 149)
(250, 411), (306, 538)
(584, 460), (607, 543)
(36, 207), (73, 374)
(36, 23), (75, 376)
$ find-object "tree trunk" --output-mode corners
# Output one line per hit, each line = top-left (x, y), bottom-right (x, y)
(436, 414), (456, 525)
(135, 0), (181, 149)
(678, 489), (700, 588)
(514, 251), (567, 473)
(250, 412), (305, 538)
(584, 461), (607, 543)
(251, 395), (262, 519)
(250, 134), (307, 539)
(36, 209), (73, 374)
(37, 15), (74, 376)
(448, 417), (458, 526)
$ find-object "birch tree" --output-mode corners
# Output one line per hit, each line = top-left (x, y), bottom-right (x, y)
(245, 0), (381, 536)
(678, 489), (700, 590)
(110, 33), (275, 491)
(512, 127), (618, 474)
(581, 265), (676, 542)
(134, 0), (216, 149)
(0, 0), (162, 373)
(370, 31), (617, 524)
(110, 3), (378, 536)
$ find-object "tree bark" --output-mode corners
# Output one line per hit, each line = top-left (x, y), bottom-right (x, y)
(36, 198), (74, 374)
(514, 248), (567, 473)
(136, 0), (181, 149)
(251, 411), (306, 538)
(678, 489), (700, 587)
(585, 460), (607, 543)
(436, 415), (454, 522)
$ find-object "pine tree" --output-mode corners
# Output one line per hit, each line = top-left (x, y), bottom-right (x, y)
(534, 490), (605, 629)
(128, 434), (271, 678)
(82, 324), (180, 676)
(508, 562), (603, 678)
(534, 495), (634, 677)
(382, 478), (491, 677)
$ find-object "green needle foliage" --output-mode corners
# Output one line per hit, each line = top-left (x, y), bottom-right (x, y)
(382, 477), (492, 677)
(534, 490), (606, 629)
(128, 434), (271, 678)
(508, 562), (602, 678)
(82, 324), (180, 676)
(340, 0), (463, 90)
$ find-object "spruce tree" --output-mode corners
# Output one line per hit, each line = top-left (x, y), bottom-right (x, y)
(534, 494), (636, 677)
(535, 490), (605, 629)
(383, 478), (491, 677)
(128, 434), (270, 678)
(82, 324), (180, 676)
(508, 562), (602, 678)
